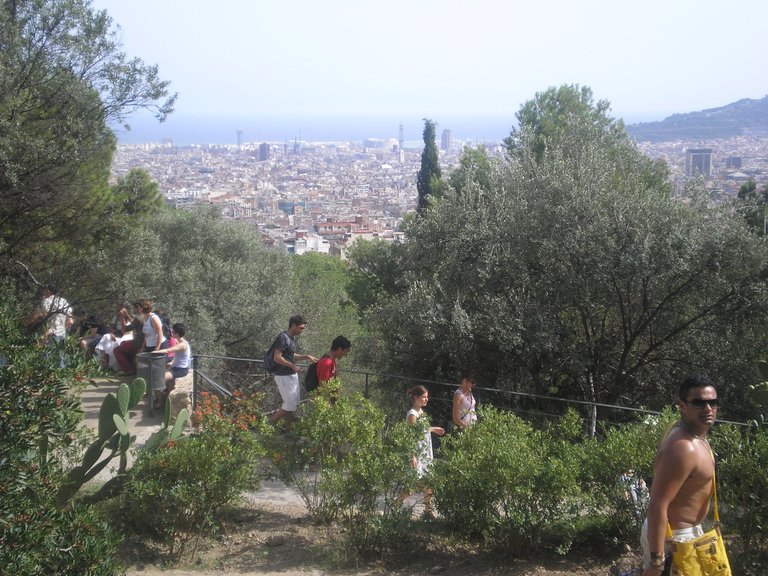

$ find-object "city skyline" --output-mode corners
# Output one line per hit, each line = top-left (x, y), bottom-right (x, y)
(91, 0), (768, 145)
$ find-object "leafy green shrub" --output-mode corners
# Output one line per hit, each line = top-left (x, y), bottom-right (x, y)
(433, 406), (583, 554)
(712, 421), (768, 575)
(576, 409), (674, 547)
(342, 507), (415, 563)
(1, 499), (124, 576)
(275, 383), (389, 520)
(0, 282), (123, 574)
(120, 391), (269, 561)
(340, 419), (420, 560)
(272, 381), (416, 560)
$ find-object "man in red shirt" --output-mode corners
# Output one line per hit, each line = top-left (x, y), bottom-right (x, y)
(315, 335), (352, 385)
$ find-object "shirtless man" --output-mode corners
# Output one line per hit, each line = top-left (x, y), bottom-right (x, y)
(641, 373), (720, 575)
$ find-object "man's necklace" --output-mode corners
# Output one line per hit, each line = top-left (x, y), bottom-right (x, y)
(677, 420), (707, 442)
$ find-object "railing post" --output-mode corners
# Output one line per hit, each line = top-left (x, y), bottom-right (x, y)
(192, 355), (198, 411)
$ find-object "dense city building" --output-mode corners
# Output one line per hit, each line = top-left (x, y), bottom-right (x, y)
(441, 129), (452, 152)
(259, 142), (270, 162)
(111, 133), (768, 256)
(636, 136), (768, 198)
(111, 136), (474, 256)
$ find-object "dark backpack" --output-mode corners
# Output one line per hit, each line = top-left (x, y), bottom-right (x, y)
(263, 341), (277, 373)
(263, 332), (285, 373)
(304, 360), (320, 392)
(304, 354), (330, 392)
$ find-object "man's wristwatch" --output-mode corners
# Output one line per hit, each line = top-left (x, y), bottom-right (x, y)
(649, 552), (665, 570)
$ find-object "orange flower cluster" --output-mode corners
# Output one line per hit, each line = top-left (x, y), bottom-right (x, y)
(193, 390), (262, 432)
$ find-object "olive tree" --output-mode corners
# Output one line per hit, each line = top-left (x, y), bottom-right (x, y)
(364, 86), (768, 430)
(735, 179), (768, 235)
(290, 252), (362, 361)
(448, 144), (496, 194)
(110, 206), (294, 358)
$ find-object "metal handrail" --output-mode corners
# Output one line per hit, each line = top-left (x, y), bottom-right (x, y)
(190, 354), (748, 428)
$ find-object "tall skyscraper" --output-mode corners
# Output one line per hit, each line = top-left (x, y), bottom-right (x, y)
(259, 143), (270, 161)
(441, 129), (452, 152)
(686, 149), (713, 177)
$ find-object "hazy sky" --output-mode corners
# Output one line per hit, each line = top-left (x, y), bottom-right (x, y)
(90, 0), (766, 132)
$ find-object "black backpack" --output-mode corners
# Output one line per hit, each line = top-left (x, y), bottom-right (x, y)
(263, 331), (288, 373)
(263, 338), (278, 373)
(304, 361), (320, 392)
(304, 354), (329, 392)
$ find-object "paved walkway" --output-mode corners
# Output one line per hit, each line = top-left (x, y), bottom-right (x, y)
(78, 376), (163, 484)
(79, 375), (304, 505)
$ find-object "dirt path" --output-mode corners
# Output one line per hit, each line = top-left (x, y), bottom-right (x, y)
(118, 496), (628, 576)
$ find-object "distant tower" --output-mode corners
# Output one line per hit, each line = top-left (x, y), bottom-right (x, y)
(236, 129), (243, 150)
(259, 142), (270, 162)
(441, 129), (452, 152)
(398, 123), (404, 150)
(686, 148), (713, 177)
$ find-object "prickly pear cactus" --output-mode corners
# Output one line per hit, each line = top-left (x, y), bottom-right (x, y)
(57, 378), (147, 506)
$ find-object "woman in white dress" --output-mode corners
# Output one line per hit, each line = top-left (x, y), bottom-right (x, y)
(404, 385), (444, 519)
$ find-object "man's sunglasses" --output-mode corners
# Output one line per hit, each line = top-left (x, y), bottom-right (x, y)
(685, 398), (719, 409)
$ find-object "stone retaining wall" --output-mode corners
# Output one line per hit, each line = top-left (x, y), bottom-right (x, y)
(168, 370), (193, 427)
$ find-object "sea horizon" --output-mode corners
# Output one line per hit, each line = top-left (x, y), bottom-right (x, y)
(113, 110), (665, 147)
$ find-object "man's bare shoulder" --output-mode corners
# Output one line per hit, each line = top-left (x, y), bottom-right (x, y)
(658, 427), (697, 463)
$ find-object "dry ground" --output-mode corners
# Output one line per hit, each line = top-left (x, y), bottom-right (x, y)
(119, 498), (640, 576)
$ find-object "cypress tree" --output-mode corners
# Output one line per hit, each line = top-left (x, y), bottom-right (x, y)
(416, 119), (442, 212)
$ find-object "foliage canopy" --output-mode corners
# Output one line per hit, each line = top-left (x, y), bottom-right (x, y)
(0, 0), (175, 295)
(358, 85), (768, 425)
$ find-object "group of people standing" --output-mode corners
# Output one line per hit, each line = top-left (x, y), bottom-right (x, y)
(264, 315), (478, 520)
(105, 300), (191, 407)
(109, 300), (171, 372)
(30, 288), (192, 408)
